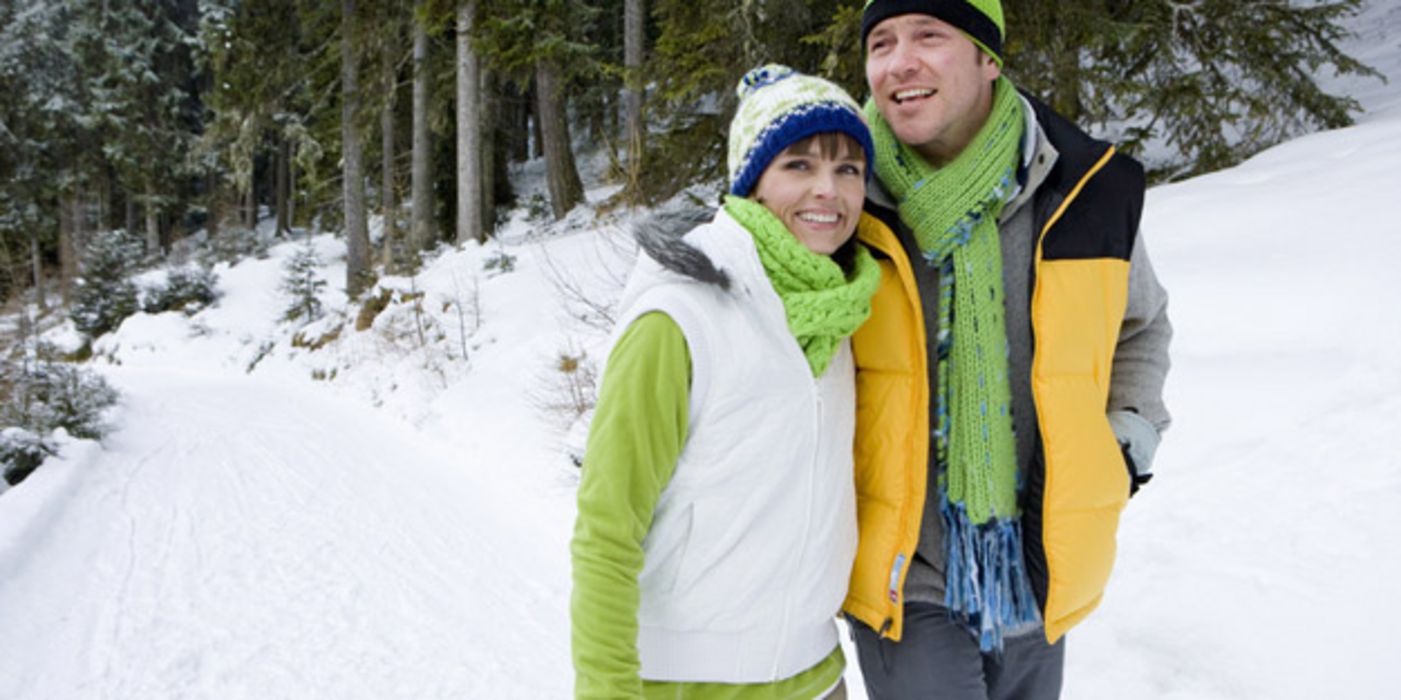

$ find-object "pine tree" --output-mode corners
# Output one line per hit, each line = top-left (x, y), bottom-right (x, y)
(341, 0), (373, 295)
(621, 0), (647, 203)
(375, 2), (406, 266)
(70, 229), (143, 338)
(641, 0), (845, 200)
(88, 1), (199, 259)
(999, 0), (1378, 178)
(281, 238), (327, 323)
(456, 0), (484, 245)
(199, 0), (332, 233)
(476, 0), (598, 220)
(410, 4), (436, 250)
(0, 0), (93, 303)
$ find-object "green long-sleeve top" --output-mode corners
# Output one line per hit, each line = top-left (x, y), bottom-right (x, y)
(571, 312), (844, 700)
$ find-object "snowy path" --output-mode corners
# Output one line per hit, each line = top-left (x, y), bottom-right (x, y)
(0, 368), (570, 699)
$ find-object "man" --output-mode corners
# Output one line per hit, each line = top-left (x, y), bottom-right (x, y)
(843, 1), (1172, 698)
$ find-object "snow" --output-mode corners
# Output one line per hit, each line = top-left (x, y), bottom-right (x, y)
(0, 370), (565, 699)
(3, 5), (1400, 698)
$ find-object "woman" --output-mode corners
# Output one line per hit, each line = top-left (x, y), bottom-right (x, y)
(570, 65), (886, 699)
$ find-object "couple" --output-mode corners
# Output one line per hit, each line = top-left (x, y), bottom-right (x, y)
(573, 1), (1172, 698)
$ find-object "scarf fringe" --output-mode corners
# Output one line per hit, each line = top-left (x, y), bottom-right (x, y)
(941, 497), (1042, 652)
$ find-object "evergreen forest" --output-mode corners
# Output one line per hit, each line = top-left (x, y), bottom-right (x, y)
(0, 0), (1380, 315)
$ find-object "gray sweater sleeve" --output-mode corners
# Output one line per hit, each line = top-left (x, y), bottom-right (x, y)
(1107, 228), (1172, 472)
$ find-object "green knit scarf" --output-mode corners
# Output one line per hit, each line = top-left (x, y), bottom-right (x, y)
(866, 77), (1040, 650)
(723, 195), (880, 377)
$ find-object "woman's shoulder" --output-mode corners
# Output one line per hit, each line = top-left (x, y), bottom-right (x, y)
(633, 204), (752, 292)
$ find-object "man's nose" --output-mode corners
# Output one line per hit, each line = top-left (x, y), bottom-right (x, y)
(887, 40), (919, 77)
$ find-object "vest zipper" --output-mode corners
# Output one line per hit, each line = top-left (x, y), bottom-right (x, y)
(773, 376), (823, 678)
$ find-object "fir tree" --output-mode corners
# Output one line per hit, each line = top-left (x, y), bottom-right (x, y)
(1002, 1), (1381, 177)
(69, 229), (143, 338)
(280, 238), (327, 323)
(641, 0), (848, 200)
(809, 1), (1379, 179)
(475, 0), (599, 219)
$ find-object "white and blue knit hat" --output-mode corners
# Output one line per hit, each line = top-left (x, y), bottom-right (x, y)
(727, 65), (874, 197)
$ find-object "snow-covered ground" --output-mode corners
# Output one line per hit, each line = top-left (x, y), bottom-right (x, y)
(3, 4), (1400, 698)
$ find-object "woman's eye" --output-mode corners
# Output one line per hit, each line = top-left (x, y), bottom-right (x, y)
(784, 159), (810, 171)
(839, 164), (863, 176)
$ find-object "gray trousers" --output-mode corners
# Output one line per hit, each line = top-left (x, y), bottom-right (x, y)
(850, 603), (1065, 700)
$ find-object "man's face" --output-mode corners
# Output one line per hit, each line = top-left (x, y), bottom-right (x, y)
(865, 13), (1001, 166)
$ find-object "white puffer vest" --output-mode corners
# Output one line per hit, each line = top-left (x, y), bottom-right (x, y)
(610, 209), (858, 683)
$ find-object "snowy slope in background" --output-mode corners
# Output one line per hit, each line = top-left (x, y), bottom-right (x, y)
(1063, 104), (1401, 700)
(3, 3), (1400, 698)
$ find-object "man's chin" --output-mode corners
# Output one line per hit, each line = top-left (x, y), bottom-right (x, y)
(890, 124), (937, 151)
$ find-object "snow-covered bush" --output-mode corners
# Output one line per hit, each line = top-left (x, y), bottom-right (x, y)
(2, 362), (118, 441)
(532, 346), (598, 437)
(524, 193), (552, 223)
(0, 427), (57, 487)
(483, 250), (517, 275)
(70, 228), (143, 337)
(143, 265), (220, 315)
(1, 362), (118, 486)
(281, 240), (327, 323)
(198, 226), (271, 267)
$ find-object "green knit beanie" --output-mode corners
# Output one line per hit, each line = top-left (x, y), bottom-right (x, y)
(861, 0), (1006, 67)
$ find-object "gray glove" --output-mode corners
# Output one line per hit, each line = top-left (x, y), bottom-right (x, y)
(1108, 409), (1160, 496)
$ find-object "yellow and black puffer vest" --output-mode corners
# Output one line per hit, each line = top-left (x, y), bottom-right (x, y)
(845, 96), (1146, 645)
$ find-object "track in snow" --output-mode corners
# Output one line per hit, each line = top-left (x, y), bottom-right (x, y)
(0, 368), (569, 699)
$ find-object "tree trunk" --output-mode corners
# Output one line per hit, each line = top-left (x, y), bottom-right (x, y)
(145, 186), (162, 257)
(507, 82), (529, 163)
(456, 0), (483, 245)
(342, 0), (372, 297)
(623, 0), (646, 203)
(530, 86), (544, 161)
(276, 137), (290, 236)
(243, 183), (254, 229)
(411, 10), (434, 251)
(206, 171), (222, 241)
(0, 232), (13, 307)
(481, 67), (499, 237)
(288, 157), (297, 231)
(245, 153), (259, 229)
(29, 230), (46, 313)
(98, 174), (110, 233)
(534, 59), (584, 220)
(58, 195), (78, 305)
(124, 197), (138, 238)
(380, 28), (399, 264)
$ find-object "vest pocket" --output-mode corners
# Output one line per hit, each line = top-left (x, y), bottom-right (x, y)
(641, 501), (694, 597)
(672, 496), (776, 632)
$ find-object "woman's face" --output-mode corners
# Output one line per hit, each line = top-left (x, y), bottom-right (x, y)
(751, 135), (866, 255)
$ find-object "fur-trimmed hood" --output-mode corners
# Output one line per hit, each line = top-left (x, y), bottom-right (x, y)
(632, 203), (731, 291)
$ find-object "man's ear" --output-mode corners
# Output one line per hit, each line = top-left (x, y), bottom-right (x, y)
(981, 53), (1002, 82)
